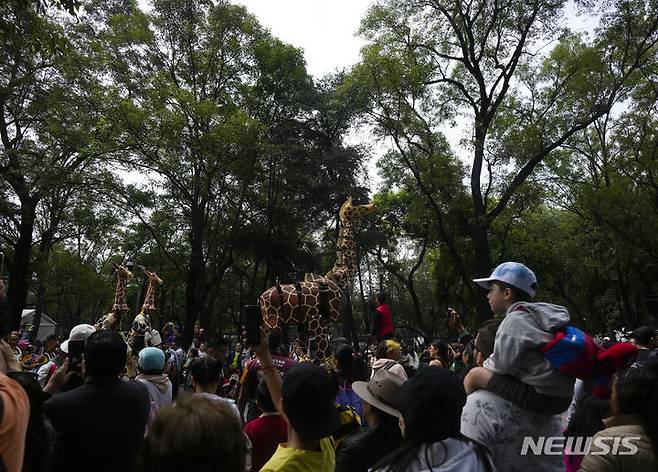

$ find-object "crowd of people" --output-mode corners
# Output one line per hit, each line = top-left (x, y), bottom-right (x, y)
(2, 262), (658, 471)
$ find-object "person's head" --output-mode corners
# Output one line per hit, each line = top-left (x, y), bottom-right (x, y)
(474, 262), (537, 314)
(462, 341), (474, 368)
(352, 368), (404, 422)
(376, 339), (402, 361)
(138, 347), (166, 375)
(427, 339), (448, 362)
(206, 338), (228, 363)
(398, 367), (465, 438)
(281, 363), (340, 439)
(631, 326), (656, 349)
(256, 378), (277, 413)
(8, 331), (19, 347)
(190, 357), (222, 393)
(45, 335), (58, 353)
(83, 330), (127, 381)
(267, 330), (282, 355)
(334, 344), (367, 383)
(473, 319), (502, 366)
(564, 392), (610, 440)
(601, 336), (613, 350)
(374, 368), (467, 472)
(334, 344), (354, 370)
(611, 361), (658, 453)
(375, 292), (387, 305)
(60, 323), (96, 355)
(144, 394), (246, 472)
(234, 342), (242, 353)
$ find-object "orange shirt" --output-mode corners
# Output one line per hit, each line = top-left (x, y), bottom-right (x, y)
(0, 373), (30, 472)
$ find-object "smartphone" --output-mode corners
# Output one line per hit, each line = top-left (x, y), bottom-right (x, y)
(68, 340), (85, 372)
(243, 304), (261, 346)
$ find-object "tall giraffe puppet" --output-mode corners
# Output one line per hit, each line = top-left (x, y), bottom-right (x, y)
(128, 270), (163, 351)
(95, 262), (134, 331)
(259, 197), (375, 359)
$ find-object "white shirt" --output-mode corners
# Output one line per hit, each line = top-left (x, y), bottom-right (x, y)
(461, 390), (563, 472)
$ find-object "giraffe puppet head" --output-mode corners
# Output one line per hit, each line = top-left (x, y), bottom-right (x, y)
(145, 270), (163, 285)
(111, 261), (134, 281)
(339, 196), (376, 224)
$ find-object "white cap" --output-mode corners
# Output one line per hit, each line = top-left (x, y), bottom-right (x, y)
(149, 329), (162, 347)
(60, 324), (96, 353)
(473, 262), (538, 298)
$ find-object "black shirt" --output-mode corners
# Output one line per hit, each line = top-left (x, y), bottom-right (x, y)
(336, 416), (403, 472)
(43, 379), (150, 472)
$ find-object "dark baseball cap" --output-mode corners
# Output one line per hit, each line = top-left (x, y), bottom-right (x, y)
(631, 326), (656, 345)
(281, 363), (340, 439)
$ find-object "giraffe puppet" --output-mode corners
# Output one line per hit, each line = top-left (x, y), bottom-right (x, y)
(128, 270), (163, 352)
(259, 197), (375, 359)
(95, 262), (134, 331)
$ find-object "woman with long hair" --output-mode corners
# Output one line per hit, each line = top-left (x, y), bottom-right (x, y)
(372, 367), (492, 472)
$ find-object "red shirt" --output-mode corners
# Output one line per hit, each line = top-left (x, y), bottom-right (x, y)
(376, 304), (394, 337)
(241, 354), (296, 392)
(243, 414), (288, 471)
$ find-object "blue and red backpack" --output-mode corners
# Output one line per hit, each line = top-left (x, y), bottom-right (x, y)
(515, 305), (600, 379)
(539, 325), (601, 379)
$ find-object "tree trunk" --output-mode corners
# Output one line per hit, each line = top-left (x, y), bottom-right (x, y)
(356, 250), (369, 334)
(341, 288), (356, 346)
(7, 197), (37, 331)
(183, 218), (205, 350)
(29, 279), (46, 343)
(471, 120), (494, 325)
(471, 221), (493, 324)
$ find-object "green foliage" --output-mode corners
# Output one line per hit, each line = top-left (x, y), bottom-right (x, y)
(4, 0), (658, 340)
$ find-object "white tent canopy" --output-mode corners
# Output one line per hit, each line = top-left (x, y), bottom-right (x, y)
(20, 309), (58, 341)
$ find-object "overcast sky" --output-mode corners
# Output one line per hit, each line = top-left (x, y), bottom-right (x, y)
(233, 0), (373, 78)
(233, 1), (595, 78)
(232, 1), (597, 192)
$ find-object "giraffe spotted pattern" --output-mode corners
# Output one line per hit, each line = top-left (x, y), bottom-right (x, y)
(259, 197), (375, 359)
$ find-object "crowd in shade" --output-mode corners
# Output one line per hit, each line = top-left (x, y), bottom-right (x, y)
(1, 262), (658, 471)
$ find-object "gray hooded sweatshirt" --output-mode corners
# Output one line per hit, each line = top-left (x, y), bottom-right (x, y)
(483, 301), (575, 398)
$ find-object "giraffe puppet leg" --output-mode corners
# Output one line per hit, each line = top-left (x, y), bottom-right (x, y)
(316, 318), (331, 361)
(297, 322), (309, 352)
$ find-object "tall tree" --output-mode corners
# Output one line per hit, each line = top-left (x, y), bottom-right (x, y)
(89, 0), (367, 346)
(350, 0), (658, 321)
(0, 1), (106, 329)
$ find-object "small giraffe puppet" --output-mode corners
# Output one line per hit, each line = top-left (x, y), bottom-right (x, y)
(128, 270), (163, 351)
(259, 197), (375, 359)
(95, 262), (134, 331)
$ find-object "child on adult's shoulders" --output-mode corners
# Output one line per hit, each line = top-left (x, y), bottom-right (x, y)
(463, 262), (575, 415)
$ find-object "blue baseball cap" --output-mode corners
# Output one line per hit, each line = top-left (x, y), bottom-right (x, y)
(138, 347), (165, 372)
(473, 262), (537, 297)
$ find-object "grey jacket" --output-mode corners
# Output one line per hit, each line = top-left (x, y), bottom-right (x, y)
(483, 302), (575, 397)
